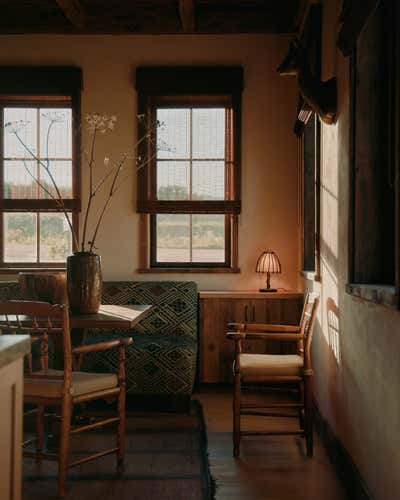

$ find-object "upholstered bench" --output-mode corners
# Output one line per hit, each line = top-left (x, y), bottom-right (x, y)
(0, 280), (198, 410)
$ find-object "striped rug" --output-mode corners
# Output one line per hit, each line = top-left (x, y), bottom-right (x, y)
(23, 401), (215, 500)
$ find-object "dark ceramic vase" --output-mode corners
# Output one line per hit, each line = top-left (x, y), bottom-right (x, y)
(66, 252), (102, 314)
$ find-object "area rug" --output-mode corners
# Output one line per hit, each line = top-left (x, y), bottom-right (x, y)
(22, 401), (215, 500)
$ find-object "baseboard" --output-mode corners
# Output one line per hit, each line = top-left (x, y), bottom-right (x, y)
(313, 401), (375, 500)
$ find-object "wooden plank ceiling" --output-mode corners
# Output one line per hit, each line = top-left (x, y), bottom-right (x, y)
(0, 0), (302, 34)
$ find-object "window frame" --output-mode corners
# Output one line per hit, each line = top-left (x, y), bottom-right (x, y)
(0, 95), (81, 272)
(135, 67), (242, 273)
(346, 0), (400, 308)
(300, 112), (321, 281)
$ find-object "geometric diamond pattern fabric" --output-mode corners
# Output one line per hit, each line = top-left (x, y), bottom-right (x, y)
(84, 280), (198, 395)
(0, 280), (198, 396)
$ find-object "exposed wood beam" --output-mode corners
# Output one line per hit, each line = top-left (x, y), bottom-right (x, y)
(179, 0), (195, 32)
(55, 0), (87, 29)
(296, 0), (320, 36)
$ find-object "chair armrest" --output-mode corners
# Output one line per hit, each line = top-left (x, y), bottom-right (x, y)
(226, 331), (246, 341)
(241, 332), (302, 341)
(72, 338), (133, 355)
(227, 322), (300, 333)
(227, 322), (245, 330)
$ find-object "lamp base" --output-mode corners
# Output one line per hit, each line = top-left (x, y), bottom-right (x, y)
(259, 288), (278, 293)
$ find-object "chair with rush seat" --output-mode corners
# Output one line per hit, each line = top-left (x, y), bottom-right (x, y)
(226, 292), (319, 457)
(0, 300), (132, 498)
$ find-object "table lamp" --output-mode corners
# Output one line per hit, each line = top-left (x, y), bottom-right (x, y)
(256, 250), (281, 292)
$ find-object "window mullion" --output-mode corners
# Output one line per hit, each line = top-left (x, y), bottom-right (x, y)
(189, 108), (193, 263)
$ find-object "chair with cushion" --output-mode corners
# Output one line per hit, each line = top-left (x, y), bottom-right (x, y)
(226, 292), (319, 457)
(0, 300), (132, 498)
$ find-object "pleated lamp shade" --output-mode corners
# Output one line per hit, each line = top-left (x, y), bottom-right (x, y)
(255, 250), (281, 292)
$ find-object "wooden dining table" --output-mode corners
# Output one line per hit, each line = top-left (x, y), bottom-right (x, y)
(0, 303), (153, 367)
(68, 304), (153, 367)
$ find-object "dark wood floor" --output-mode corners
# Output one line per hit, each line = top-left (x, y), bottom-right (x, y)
(195, 387), (349, 500)
(22, 387), (349, 500)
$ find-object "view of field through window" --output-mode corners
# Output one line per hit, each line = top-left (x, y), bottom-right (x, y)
(155, 107), (226, 263)
(2, 107), (73, 263)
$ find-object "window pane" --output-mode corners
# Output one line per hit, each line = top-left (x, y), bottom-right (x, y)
(39, 161), (73, 198)
(157, 109), (190, 159)
(157, 161), (189, 200)
(156, 214), (190, 262)
(4, 160), (38, 198)
(192, 108), (225, 159)
(4, 108), (37, 158)
(39, 213), (72, 262)
(192, 215), (225, 262)
(40, 108), (72, 158)
(3, 212), (37, 262)
(192, 161), (225, 200)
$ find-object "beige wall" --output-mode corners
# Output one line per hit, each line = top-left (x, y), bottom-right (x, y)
(0, 34), (299, 291)
(307, 1), (400, 499)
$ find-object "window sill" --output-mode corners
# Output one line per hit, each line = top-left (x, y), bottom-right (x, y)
(301, 270), (321, 282)
(345, 283), (398, 309)
(137, 267), (240, 274)
(0, 266), (66, 275)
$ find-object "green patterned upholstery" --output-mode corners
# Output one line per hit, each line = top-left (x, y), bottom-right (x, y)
(84, 281), (198, 396)
(0, 280), (198, 397)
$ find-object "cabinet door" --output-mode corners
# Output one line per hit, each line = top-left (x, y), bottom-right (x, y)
(200, 298), (251, 383)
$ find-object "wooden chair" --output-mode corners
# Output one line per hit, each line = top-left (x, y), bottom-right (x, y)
(226, 292), (319, 458)
(0, 300), (132, 498)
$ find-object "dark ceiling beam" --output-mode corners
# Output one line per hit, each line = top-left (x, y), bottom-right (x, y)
(179, 0), (195, 32)
(296, 0), (319, 36)
(55, 0), (87, 29)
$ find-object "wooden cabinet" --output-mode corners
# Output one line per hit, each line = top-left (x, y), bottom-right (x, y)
(0, 336), (30, 500)
(199, 291), (303, 383)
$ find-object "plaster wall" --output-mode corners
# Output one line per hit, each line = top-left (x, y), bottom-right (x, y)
(0, 34), (299, 291)
(307, 1), (400, 498)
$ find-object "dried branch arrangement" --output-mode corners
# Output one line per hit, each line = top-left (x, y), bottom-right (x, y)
(5, 113), (163, 254)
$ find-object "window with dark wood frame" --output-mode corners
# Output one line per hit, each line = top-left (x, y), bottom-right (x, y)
(135, 67), (242, 273)
(347, 0), (399, 305)
(302, 113), (320, 277)
(346, 0), (400, 307)
(0, 67), (81, 272)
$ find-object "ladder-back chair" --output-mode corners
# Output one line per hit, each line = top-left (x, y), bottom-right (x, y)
(226, 292), (319, 457)
(0, 300), (132, 498)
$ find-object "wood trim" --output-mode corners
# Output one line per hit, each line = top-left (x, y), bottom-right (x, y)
(0, 199), (81, 211)
(338, 0), (380, 57)
(179, 0), (195, 32)
(137, 200), (241, 214)
(137, 267), (240, 274)
(348, 49), (357, 284)
(199, 290), (303, 299)
(345, 283), (397, 308)
(55, 0), (87, 29)
(135, 66), (244, 94)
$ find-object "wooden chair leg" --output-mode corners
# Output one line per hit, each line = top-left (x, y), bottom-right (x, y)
(57, 396), (72, 499)
(117, 345), (126, 472)
(299, 381), (304, 432)
(304, 376), (313, 457)
(117, 386), (126, 472)
(36, 404), (45, 460)
(233, 370), (241, 457)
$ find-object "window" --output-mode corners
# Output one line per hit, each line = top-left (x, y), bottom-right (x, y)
(347, 0), (399, 306)
(301, 113), (320, 277)
(0, 67), (81, 270)
(136, 67), (242, 272)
